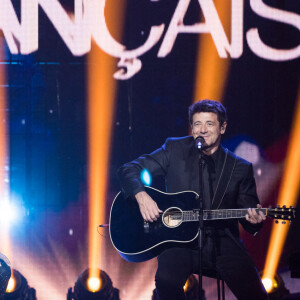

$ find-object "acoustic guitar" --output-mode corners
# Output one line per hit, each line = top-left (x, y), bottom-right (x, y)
(109, 186), (295, 262)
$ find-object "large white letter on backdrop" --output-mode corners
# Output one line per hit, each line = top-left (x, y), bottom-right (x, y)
(158, 0), (243, 58)
(247, 0), (300, 61)
(90, 0), (164, 79)
(39, 0), (91, 56)
(0, 0), (37, 54)
(0, 0), (298, 78)
(40, 0), (164, 79)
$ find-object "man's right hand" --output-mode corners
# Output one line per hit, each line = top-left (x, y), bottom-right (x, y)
(135, 191), (163, 222)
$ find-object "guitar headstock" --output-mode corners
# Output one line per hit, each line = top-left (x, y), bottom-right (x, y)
(267, 205), (296, 223)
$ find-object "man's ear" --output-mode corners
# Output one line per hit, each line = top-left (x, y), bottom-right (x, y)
(220, 122), (227, 134)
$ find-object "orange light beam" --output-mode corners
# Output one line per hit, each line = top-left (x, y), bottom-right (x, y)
(193, 0), (234, 103)
(0, 36), (13, 282)
(0, 38), (7, 205)
(87, 0), (125, 284)
(262, 85), (300, 284)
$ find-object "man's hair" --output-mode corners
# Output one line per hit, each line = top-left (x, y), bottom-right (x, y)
(188, 99), (227, 126)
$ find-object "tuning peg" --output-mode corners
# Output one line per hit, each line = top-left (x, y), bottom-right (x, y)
(282, 221), (286, 224)
(290, 206), (294, 208)
(276, 205), (280, 209)
(275, 220), (279, 224)
(283, 205), (286, 208)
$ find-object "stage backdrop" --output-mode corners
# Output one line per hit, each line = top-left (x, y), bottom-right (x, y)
(0, 0), (299, 299)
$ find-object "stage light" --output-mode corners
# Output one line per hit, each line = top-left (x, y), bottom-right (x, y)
(263, 85), (300, 285)
(4, 269), (36, 300)
(193, 0), (233, 102)
(261, 277), (273, 293)
(6, 276), (16, 294)
(87, 277), (101, 293)
(261, 272), (289, 299)
(0, 201), (20, 226)
(152, 275), (203, 300)
(183, 275), (202, 299)
(87, 0), (125, 274)
(0, 253), (11, 298)
(67, 268), (119, 300)
(141, 169), (152, 186)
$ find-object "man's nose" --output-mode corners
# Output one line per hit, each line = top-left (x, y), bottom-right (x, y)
(200, 125), (207, 133)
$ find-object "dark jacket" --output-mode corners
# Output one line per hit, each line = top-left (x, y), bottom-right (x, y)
(118, 136), (262, 241)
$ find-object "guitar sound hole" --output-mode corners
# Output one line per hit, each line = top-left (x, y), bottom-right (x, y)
(162, 207), (182, 228)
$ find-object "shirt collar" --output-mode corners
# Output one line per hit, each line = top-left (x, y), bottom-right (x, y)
(203, 145), (222, 168)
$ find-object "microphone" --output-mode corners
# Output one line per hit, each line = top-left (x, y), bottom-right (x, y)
(195, 136), (205, 150)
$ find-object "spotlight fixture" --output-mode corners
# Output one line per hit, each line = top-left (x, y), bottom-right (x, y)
(0, 200), (20, 227)
(0, 253), (11, 298)
(261, 272), (289, 300)
(152, 275), (205, 300)
(67, 268), (119, 300)
(4, 269), (36, 300)
(184, 274), (204, 300)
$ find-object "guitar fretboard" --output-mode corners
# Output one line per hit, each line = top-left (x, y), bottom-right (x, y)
(181, 208), (268, 221)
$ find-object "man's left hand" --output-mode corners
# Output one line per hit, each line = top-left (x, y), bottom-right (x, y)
(245, 204), (266, 224)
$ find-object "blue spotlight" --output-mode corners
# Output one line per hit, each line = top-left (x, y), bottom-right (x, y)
(140, 169), (152, 186)
(0, 200), (20, 227)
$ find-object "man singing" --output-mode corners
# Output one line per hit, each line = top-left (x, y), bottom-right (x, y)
(118, 99), (268, 299)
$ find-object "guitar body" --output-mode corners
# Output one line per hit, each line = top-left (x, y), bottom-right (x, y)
(109, 187), (200, 262)
(109, 187), (295, 262)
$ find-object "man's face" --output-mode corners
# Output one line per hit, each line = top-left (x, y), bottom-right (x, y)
(191, 112), (227, 154)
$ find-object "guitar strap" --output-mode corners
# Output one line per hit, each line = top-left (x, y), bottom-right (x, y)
(211, 148), (237, 209)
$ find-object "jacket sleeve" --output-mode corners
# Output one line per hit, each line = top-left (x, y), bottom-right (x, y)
(237, 163), (263, 235)
(117, 139), (172, 198)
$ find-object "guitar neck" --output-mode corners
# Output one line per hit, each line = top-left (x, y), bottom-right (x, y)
(183, 208), (268, 221)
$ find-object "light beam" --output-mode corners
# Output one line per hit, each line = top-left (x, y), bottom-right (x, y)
(87, 0), (125, 287)
(262, 84), (300, 287)
(0, 34), (13, 286)
(193, 0), (236, 102)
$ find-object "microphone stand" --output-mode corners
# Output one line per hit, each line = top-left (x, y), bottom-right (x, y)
(196, 137), (205, 300)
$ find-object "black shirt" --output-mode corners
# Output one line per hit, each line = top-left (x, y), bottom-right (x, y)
(201, 146), (223, 209)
